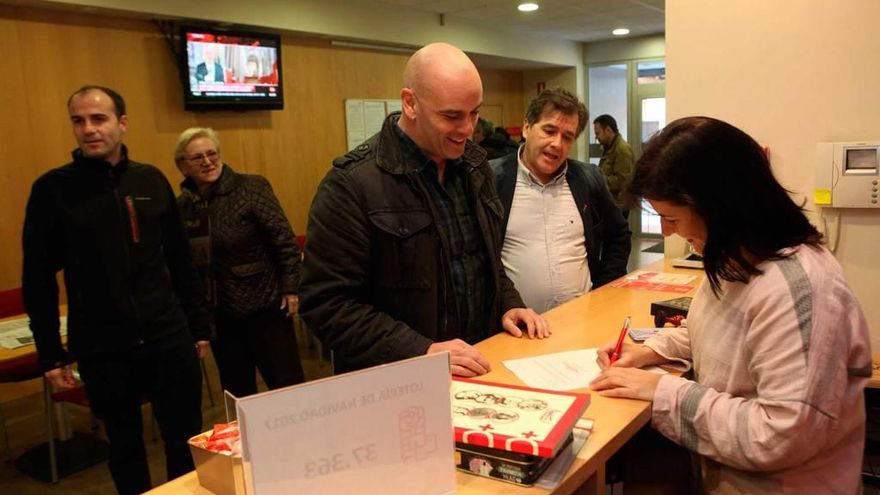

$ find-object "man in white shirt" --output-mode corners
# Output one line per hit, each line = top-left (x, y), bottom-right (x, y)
(490, 88), (631, 312)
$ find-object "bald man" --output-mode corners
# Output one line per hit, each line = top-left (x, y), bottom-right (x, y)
(300, 43), (548, 377)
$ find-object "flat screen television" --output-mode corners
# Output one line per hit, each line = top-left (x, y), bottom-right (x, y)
(180, 26), (283, 110)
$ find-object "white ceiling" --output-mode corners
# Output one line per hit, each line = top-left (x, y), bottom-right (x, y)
(368, 0), (665, 43)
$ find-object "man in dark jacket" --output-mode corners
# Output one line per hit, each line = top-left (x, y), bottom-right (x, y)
(491, 88), (631, 312)
(300, 43), (548, 378)
(594, 114), (634, 218)
(22, 86), (211, 495)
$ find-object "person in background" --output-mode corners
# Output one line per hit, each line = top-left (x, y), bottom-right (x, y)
(491, 88), (631, 312)
(23, 86), (210, 495)
(479, 125), (520, 160)
(471, 117), (494, 145)
(195, 43), (225, 84)
(593, 114), (634, 218)
(299, 42), (548, 378)
(242, 54), (261, 83)
(590, 116), (872, 494)
(174, 127), (305, 398)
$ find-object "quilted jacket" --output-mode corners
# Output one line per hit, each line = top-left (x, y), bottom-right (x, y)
(177, 165), (301, 317)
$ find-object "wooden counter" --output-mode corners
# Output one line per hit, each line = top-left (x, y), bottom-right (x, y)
(147, 259), (701, 495)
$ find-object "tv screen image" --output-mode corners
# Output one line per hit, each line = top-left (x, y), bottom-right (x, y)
(181, 27), (283, 110)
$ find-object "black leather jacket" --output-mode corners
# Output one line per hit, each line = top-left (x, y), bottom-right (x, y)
(491, 153), (631, 288)
(300, 113), (525, 373)
(22, 148), (211, 371)
(177, 165), (301, 317)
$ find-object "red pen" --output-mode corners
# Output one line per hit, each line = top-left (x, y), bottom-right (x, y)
(609, 316), (632, 365)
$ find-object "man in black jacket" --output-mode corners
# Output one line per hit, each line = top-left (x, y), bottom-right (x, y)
(22, 86), (211, 495)
(491, 88), (631, 312)
(300, 43), (548, 378)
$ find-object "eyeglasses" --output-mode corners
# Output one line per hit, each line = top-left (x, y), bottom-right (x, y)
(184, 150), (219, 164)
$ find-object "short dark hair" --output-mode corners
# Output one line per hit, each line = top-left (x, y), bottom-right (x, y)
(67, 85), (126, 118)
(625, 116), (822, 295)
(593, 114), (619, 134)
(525, 87), (588, 137)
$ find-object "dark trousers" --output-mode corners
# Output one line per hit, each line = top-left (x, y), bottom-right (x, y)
(212, 306), (305, 398)
(78, 336), (202, 495)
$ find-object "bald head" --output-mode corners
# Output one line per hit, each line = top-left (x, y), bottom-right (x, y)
(399, 43), (483, 166)
(403, 42), (481, 95)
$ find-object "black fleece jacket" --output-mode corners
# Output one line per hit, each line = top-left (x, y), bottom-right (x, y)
(22, 147), (211, 371)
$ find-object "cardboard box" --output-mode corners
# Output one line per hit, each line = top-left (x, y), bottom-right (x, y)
(189, 431), (246, 495)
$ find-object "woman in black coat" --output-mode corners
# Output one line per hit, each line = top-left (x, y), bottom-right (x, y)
(174, 127), (305, 397)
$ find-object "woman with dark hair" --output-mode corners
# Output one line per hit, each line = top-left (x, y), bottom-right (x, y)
(590, 117), (871, 493)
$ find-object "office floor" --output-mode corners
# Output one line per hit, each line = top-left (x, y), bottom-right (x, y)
(0, 326), (333, 495)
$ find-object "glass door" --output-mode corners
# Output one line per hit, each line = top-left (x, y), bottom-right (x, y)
(636, 95), (666, 235)
(587, 64), (628, 165)
(632, 60), (666, 237)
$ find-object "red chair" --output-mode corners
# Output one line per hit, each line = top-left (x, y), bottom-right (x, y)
(0, 287), (38, 459)
(0, 287), (24, 319)
(0, 353), (43, 459)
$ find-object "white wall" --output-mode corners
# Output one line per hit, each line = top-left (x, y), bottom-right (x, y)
(667, 0), (880, 350)
(584, 34), (665, 65)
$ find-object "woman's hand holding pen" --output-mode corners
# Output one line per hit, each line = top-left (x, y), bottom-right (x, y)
(591, 341), (667, 401)
(596, 341), (661, 369)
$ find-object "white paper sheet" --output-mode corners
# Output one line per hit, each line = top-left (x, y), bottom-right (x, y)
(345, 99), (366, 151)
(503, 348), (667, 391)
(0, 316), (67, 349)
(362, 100), (387, 137)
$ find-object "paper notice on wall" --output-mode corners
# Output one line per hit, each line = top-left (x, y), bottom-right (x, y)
(345, 99), (366, 151)
(363, 100), (387, 138)
(385, 100), (402, 114)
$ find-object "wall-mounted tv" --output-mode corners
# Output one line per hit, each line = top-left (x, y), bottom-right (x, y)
(180, 26), (283, 110)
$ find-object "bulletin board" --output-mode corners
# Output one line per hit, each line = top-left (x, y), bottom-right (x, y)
(344, 99), (402, 151)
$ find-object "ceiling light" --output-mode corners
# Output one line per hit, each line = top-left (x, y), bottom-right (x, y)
(518, 2), (539, 12)
(612, 28), (630, 36)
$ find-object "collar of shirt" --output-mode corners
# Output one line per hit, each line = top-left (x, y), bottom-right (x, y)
(516, 144), (568, 187)
(393, 119), (466, 173)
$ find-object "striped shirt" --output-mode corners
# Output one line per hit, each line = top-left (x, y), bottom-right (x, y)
(394, 123), (490, 340)
(646, 245), (872, 494)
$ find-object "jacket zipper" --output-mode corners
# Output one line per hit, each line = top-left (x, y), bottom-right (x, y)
(113, 184), (143, 343)
(125, 195), (140, 243)
(410, 172), (452, 339)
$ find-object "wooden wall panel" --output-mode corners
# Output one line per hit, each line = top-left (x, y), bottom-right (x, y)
(0, 5), (525, 291)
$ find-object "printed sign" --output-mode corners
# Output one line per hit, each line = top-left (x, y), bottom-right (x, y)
(236, 353), (455, 495)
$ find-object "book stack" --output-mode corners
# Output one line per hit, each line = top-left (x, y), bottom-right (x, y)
(451, 377), (590, 486)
